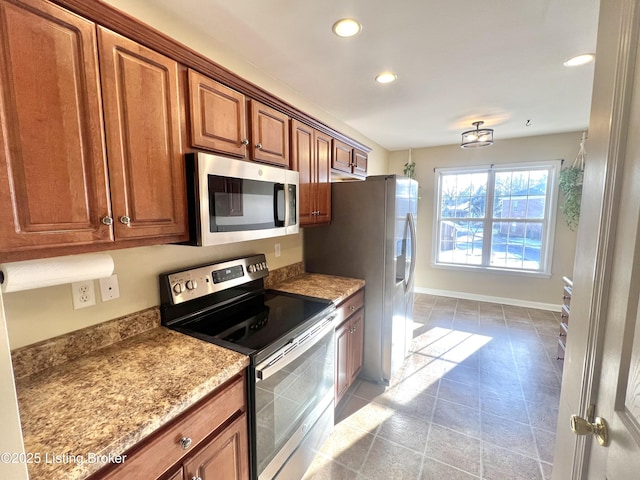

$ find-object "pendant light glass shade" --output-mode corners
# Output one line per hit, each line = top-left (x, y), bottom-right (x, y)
(461, 121), (494, 148)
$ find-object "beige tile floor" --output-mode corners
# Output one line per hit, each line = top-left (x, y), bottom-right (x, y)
(302, 294), (564, 480)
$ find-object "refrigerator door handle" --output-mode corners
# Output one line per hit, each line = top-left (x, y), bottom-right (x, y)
(405, 211), (417, 292)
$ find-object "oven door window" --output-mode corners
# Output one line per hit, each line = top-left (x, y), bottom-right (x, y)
(208, 175), (286, 232)
(255, 324), (334, 477)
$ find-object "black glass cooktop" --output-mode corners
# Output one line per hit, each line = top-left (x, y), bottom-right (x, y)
(172, 290), (333, 361)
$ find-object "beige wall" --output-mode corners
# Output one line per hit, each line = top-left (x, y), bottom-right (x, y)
(388, 131), (580, 308)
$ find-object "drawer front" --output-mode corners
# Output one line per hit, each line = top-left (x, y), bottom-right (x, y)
(97, 375), (245, 480)
(335, 289), (365, 327)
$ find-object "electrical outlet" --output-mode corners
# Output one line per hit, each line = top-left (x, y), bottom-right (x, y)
(275, 243), (281, 257)
(71, 281), (96, 309)
(99, 274), (120, 301)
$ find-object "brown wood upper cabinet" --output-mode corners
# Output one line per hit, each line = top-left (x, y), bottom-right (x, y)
(290, 120), (331, 226)
(97, 28), (187, 242)
(0, 0), (188, 261)
(249, 99), (290, 168)
(188, 69), (249, 157)
(0, 0), (113, 257)
(332, 139), (368, 178)
(187, 70), (290, 168)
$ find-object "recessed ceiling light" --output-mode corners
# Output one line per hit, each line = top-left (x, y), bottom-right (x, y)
(375, 72), (398, 84)
(563, 54), (595, 67)
(332, 18), (362, 38)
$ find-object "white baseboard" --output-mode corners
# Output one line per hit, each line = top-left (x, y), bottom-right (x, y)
(414, 286), (561, 312)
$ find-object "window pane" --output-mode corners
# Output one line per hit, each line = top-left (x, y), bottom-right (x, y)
(490, 222), (542, 270)
(440, 172), (487, 219)
(494, 169), (549, 220)
(437, 220), (483, 265)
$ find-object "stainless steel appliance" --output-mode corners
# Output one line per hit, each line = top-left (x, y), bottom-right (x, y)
(185, 152), (299, 246)
(160, 254), (335, 480)
(304, 175), (418, 385)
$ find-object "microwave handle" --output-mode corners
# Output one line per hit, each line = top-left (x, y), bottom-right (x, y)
(273, 183), (285, 227)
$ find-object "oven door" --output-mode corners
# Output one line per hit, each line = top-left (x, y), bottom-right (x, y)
(254, 316), (335, 480)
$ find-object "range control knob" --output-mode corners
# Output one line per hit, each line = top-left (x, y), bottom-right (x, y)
(172, 283), (185, 294)
(248, 265), (255, 273)
(185, 280), (198, 290)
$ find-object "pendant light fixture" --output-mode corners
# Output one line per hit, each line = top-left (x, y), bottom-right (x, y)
(460, 121), (494, 148)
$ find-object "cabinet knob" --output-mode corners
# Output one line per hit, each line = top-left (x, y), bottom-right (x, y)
(256, 143), (263, 150)
(349, 305), (356, 311)
(119, 215), (131, 225)
(241, 138), (249, 146)
(101, 216), (113, 226)
(179, 437), (193, 450)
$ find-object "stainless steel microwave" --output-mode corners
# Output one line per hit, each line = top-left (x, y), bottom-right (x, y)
(185, 152), (299, 246)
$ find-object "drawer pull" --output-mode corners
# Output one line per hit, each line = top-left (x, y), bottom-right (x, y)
(349, 305), (356, 311)
(563, 295), (571, 300)
(179, 437), (193, 450)
(192, 477), (202, 480)
(561, 313), (569, 319)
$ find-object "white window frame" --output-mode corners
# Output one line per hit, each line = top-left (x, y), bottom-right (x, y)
(432, 160), (561, 277)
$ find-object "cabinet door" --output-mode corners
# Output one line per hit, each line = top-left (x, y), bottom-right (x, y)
(314, 130), (332, 224)
(349, 309), (365, 384)
(188, 69), (248, 157)
(291, 120), (315, 226)
(97, 27), (187, 242)
(249, 100), (289, 168)
(332, 139), (352, 174)
(0, 0), (112, 259)
(335, 321), (351, 405)
(183, 413), (249, 480)
(353, 149), (368, 177)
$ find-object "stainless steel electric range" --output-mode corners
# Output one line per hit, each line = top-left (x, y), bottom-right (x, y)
(160, 254), (336, 480)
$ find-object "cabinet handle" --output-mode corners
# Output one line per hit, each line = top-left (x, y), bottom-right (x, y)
(561, 313), (569, 319)
(349, 305), (356, 311)
(119, 215), (131, 225)
(256, 143), (263, 150)
(179, 437), (193, 450)
(563, 295), (570, 300)
(191, 477), (202, 480)
(101, 216), (113, 226)
(241, 138), (249, 146)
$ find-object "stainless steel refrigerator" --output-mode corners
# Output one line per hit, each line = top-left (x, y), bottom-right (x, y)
(304, 175), (418, 385)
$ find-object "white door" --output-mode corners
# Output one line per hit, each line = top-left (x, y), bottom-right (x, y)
(553, 0), (640, 478)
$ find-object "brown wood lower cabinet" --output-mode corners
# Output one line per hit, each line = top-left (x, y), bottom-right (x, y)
(335, 288), (365, 406)
(91, 374), (248, 480)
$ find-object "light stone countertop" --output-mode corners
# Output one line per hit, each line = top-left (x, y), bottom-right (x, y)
(14, 327), (248, 480)
(271, 273), (365, 305)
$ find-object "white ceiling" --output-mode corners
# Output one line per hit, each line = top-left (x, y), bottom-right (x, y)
(148, 0), (600, 151)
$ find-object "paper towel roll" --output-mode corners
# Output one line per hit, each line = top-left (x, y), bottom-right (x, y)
(0, 254), (114, 293)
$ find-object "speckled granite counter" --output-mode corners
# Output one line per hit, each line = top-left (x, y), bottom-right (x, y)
(14, 326), (248, 480)
(271, 273), (365, 305)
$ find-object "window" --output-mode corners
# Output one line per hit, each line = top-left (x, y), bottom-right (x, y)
(434, 161), (560, 275)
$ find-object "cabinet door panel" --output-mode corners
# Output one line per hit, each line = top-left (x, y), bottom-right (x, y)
(335, 322), (351, 405)
(184, 413), (249, 480)
(314, 131), (332, 224)
(353, 149), (368, 177)
(250, 100), (289, 168)
(291, 120), (314, 226)
(188, 69), (247, 157)
(349, 310), (365, 383)
(98, 27), (187, 241)
(332, 139), (352, 174)
(0, 0), (111, 255)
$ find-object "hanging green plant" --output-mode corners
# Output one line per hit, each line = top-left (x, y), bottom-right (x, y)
(404, 148), (416, 179)
(559, 165), (583, 231)
(559, 132), (586, 231)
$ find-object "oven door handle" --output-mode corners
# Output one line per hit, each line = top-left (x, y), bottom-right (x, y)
(255, 314), (336, 382)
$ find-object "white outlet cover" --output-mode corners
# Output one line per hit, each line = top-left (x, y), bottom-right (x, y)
(71, 281), (96, 309)
(99, 274), (120, 301)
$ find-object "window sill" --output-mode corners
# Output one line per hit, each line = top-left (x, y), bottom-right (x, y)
(430, 262), (552, 279)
